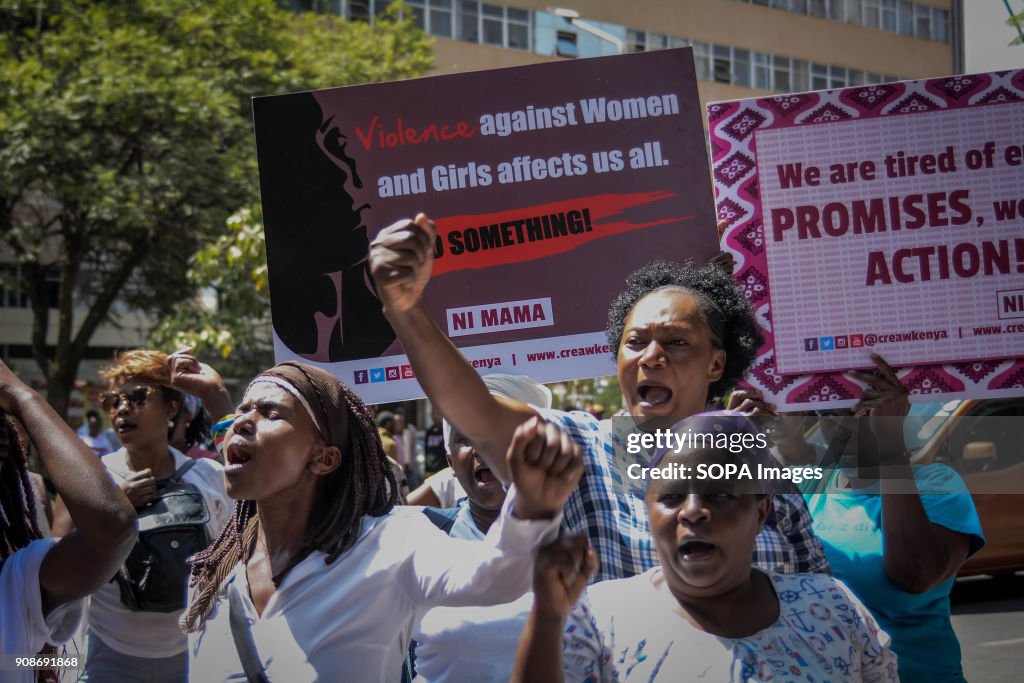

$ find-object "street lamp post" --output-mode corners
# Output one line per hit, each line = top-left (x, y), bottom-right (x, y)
(552, 7), (625, 55)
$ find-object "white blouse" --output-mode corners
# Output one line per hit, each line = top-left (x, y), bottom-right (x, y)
(188, 488), (559, 682)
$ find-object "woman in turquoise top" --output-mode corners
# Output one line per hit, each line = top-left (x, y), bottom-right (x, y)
(804, 354), (984, 682)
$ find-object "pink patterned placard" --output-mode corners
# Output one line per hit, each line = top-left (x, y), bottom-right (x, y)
(709, 70), (1024, 410)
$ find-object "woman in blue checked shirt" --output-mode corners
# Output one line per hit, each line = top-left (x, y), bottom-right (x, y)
(369, 214), (829, 582)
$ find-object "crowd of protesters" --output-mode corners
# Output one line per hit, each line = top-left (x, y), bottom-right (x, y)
(0, 212), (987, 682)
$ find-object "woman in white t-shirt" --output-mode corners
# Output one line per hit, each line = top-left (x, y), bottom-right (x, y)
(177, 360), (581, 682)
(514, 413), (899, 683)
(52, 349), (231, 682)
(0, 360), (137, 683)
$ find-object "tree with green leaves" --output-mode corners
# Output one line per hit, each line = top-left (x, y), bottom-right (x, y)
(1008, 7), (1024, 46)
(0, 0), (431, 415)
(150, 204), (275, 380)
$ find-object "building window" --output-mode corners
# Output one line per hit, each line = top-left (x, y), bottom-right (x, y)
(842, 0), (861, 23)
(880, 0), (898, 32)
(555, 29), (578, 58)
(932, 8), (948, 42)
(863, 0), (881, 28)
(348, 0), (370, 22)
(829, 65), (848, 88)
(914, 3), (931, 39)
(481, 3), (503, 46)
(692, 41), (711, 80)
(732, 48), (751, 87)
(773, 55), (791, 92)
(429, 0), (453, 37)
(457, 0), (478, 42)
(898, 0), (914, 36)
(753, 51), (772, 90)
(506, 7), (529, 49)
(811, 62), (829, 90)
(647, 32), (670, 50)
(626, 29), (646, 52)
(791, 59), (809, 91)
(713, 44), (732, 84)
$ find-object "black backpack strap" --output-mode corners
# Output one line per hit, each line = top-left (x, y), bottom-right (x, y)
(228, 580), (270, 683)
(167, 458), (198, 485)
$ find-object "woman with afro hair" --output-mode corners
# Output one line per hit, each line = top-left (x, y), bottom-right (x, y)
(370, 214), (829, 582)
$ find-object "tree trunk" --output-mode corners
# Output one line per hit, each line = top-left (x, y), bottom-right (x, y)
(44, 357), (78, 419)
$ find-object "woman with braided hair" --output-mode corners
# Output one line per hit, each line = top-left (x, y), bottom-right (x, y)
(1, 360), (137, 681)
(175, 358), (581, 682)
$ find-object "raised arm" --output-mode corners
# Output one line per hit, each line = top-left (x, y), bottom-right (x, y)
(369, 214), (535, 483)
(167, 348), (234, 422)
(852, 354), (971, 593)
(512, 534), (597, 683)
(409, 415), (584, 607)
(0, 360), (137, 615)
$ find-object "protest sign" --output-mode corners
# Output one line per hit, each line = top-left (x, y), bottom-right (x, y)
(709, 70), (1024, 410)
(254, 48), (718, 403)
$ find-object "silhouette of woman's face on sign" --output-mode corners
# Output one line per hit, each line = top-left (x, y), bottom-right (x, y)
(254, 92), (395, 362)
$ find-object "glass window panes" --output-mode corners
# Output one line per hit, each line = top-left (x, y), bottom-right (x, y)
(842, 0), (861, 23)
(649, 32), (669, 50)
(829, 65), (848, 88)
(898, 0), (914, 35)
(791, 59), (809, 91)
(430, 4), (453, 37)
(733, 48), (751, 87)
(753, 52), (771, 90)
(863, 0), (880, 28)
(773, 55), (791, 92)
(809, 0), (827, 17)
(481, 4), (502, 45)
(458, 0), (478, 42)
(811, 62), (829, 89)
(915, 4), (930, 39)
(881, 0), (897, 32)
(932, 8), (948, 42)
(556, 29), (578, 58)
(692, 41), (711, 80)
(627, 29), (646, 52)
(348, 0), (370, 21)
(507, 21), (528, 49)
(713, 45), (732, 83)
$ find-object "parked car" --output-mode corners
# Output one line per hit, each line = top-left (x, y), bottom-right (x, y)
(800, 398), (1024, 577)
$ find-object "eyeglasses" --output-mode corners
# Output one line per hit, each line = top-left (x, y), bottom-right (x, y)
(100, 387), (157, 413)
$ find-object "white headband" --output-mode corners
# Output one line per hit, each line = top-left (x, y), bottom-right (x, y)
(249, 376), (325, 437)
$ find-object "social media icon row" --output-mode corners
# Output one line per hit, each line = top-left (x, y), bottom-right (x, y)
(353, 365), (415, 384)
(804, 334), (864, 352)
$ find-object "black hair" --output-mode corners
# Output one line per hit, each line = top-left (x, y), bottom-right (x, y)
(0, 412), (42, 559)
(605, 260), (763, 402)
(182, 382), (396, 633)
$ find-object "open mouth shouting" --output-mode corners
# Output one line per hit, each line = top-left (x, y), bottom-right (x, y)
(472, 463), (500, 489)
(637, 381), (674, 411)
(224, 441), (253, 474)
(678, 538), (717, 562)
